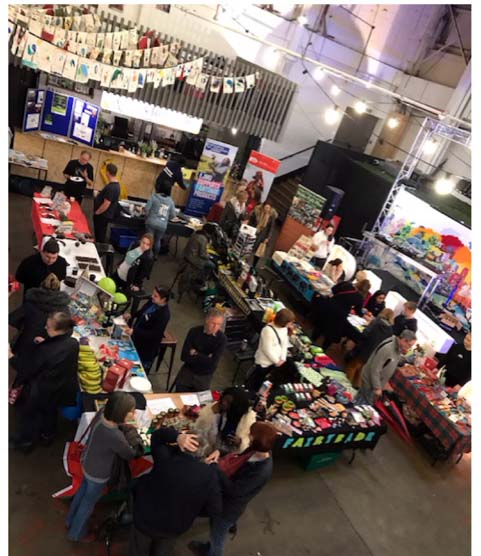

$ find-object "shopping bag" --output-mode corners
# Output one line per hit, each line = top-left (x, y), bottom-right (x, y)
(374, 395), (413, 445)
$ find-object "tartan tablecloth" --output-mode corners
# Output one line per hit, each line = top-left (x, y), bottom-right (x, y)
(390, 369), (471, 455)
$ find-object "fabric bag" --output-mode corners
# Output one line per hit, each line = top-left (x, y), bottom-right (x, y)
(218, 450), (254, 478)
(255, 241), (267, 258)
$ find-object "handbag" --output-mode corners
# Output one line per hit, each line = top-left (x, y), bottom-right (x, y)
(218, 450), (254, 478)
(255, 241), (267, 258)
(64, 417), (96, 495)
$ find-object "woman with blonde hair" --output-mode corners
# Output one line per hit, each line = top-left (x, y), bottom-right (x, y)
(249, 201), (278, 267)
(112, 233), (154, 292)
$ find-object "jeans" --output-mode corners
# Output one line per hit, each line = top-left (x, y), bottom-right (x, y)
(146, 225), (166, 256)
(66, 477), (107, 541)
(208, 515), (235, 556)
(128, 525), (174, 556)
(355, 386), (375, 405)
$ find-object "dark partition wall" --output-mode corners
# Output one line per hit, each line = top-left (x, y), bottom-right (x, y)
(9, 64), (38, 129)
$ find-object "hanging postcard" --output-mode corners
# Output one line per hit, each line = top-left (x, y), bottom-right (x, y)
(101, 65), (114, 88)
(28, 19), (43, 38)
(169, 42), (180, 55)
(53, 27), (67, 48)
(234, 76), (246, 93)
(104, 32), (113, 50)
(63, 52), (79, 81)
(112, 50), (123, 66)
(67, 30), (77, 44)
(132, 50), (143, 68)
(142, 49), (151, 67)
(67, 42), (78, 55)
(86, 32), (96, 49)
(22, 33), (40, 69)
(71, 16), (82, 32)
(164, 53), (178, 68)
(112, 31), (122, 51)
(64, 17), (73, 31)
(36, 39), (55, 74)
(75, 57), (90, 84)
(51, 49), (67, 75)
(153, 69), (162, 89)
(223, 77), (234, 94)
(89, 47), (101, 60)
(11, 26), (26, 56)
(128, 70), (139, 93)
(77, 44), (90, 58)
(210, 77), (222, 93)
(146, 68), (156, 83)
(137, 70), (146, 89)
(92, 13), (102, 32)
(102, 49), (113, 65)
(150, 46), (161, 66)
(175, 63), (186, 79)
(110, 68), (124, 89)
(87, 59), (102, 81)
(245, 74), (256, 89)
(162, 67), (175, 87)
(83, 14), (96, 33)
(41, 24), (55, 43)
(96, 33), (105, 49)
(120, 68), (131, 90)
(158, 45), (169, 67)
(120, 29), (129, 50)
(195, 73), (209, 92)
(186, 63), (201, 86)
(77, 32), (87, 44)
(128, 28), (138, 49)
(124, 50), (133, 67)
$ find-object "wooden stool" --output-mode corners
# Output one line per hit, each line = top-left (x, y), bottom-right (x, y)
(153, 330), (178, 391)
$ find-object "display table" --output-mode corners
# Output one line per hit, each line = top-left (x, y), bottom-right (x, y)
(31, 194), (91, 245)
(9, 148), (48, 181)
(390, 366), (471, 461)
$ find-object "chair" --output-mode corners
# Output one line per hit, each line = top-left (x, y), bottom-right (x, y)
(231, 349), (256, 385)
(151, 330), (178, 391)
(96, 242), (116, 276)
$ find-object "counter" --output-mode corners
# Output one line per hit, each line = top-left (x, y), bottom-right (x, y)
(12, 130), (189, 205)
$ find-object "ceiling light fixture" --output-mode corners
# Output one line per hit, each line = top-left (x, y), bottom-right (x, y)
(325, 106), (341, 125)
(297, 15), (308, 25)
(331, 85), (341, 96)
(434, 175), (456, 195)
(354, 101), (367, 114)
(423, 139), (437, 155)
(387, 117), (400, 129)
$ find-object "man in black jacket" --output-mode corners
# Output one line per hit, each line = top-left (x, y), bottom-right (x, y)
(175, 308), (227, 392)
(15, 238), (68, 296)
(393, 301), (418, 336)
(155, 157), (187, 196)
(129, 427), (221, 556)
(9, 312), (79, 452)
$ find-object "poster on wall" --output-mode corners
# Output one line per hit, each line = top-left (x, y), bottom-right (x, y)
(242, 150), (281, 209)
(374, 189), (471, 331)
(184, 138), (238, 217)
(23, 88), (45, 132)
(40, 90), (74, 137)
(69, 97), (100, 146)
(287, 185), (326, 231)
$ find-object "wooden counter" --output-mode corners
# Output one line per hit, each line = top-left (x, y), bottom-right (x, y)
(12, 130), (189, 205)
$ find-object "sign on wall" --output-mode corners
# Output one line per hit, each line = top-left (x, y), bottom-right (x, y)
(242, 150), (281, 205)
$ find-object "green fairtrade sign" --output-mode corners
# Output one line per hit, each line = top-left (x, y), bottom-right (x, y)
(282, 430), (379, 449)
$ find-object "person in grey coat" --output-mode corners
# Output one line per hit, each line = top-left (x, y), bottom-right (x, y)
(356, 330), (417, 404)
(145, 181), (177, 256)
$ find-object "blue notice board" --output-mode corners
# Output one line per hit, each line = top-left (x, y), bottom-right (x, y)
(40, 90), (74, 137)
(69, 98), (100, 147)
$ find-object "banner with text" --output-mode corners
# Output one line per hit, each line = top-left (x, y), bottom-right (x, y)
(242, 150), (281, 207)
(184, 138), (238, 217)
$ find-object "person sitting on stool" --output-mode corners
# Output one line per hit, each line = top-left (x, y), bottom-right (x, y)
(93, 163), (120, 244)
(63, 150), (94, 205)
(112, 233), (154, 293)
(124, 286), (171, 374)
(175, 308), (227, 392)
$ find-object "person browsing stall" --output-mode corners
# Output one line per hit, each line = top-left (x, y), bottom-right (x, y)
(195, 387), (257, 454)
(145, 180), (177, 257)
(436, 332), (472, 388)
(154, 156), (187, 196)
(124, 286), (171, 373)
(246, 309), (295, 392)
(112, 233), (154, 292)
(63, 150), (94, 204)
(249, 202), (278, 268)
(189, 422), (278, 556)
(356, 330), (417, 405)
(324, 258), (345, 284)
(364, 290), (387, 317)
(219, 188), (248, 240)
(310, 223), (335, 269)
(393, 301), (418, 336)
(66, 393), (144, 543)
(93, 163), (120, 243)
(15, 238), (68, 296)
(175, 308), (227, 392)
(130, 428), (221, 556)
(9, 312), (79, 452)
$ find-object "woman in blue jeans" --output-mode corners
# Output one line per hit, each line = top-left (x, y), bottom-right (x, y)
(66, 392), (144, 543)
(189, 422), (278, 556)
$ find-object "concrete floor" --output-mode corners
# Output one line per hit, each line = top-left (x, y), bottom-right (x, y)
(8, 192), (471, 556)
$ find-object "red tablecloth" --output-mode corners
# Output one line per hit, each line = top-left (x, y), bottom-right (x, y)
(32, 194), (91, 245)
(390, 368), (471, 456)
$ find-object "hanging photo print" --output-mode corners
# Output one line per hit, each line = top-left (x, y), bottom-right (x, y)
(137, 69), (146, 88)
(146, 68), (156, 83)
(77, 44), (90, 58)
(102, 49), (113, 64)
(124, 50), (133, 67)
(104, 32), (113, 50)
(128, 69), (139, 93)
(129, 28), (138, 49)
(120, 29), (130, 50)
(22, 34), (40, 69)
(210, 77), (222, 93)
(36, 40), (55, 74)
(153, 69), (162, 88)
(75, 57), (90, 84)
(53, 27), (67, 47)
(101, 65), (114, 88)
(96, 33), (105, 49)
(142, 49), (151, 67)
(77, 32), (87, 44)
(110, 68), (124, 88)
(162, 67), (175, 87)
(150, 46), (161, 66)
(88, 60), (103, 81)
(63, 52), (79, 80)
(195, 73), (209, 91)
(51, 49), (67, 75)
(245, 74), (256, 89)
(112, 50), (123, 66)
(223, 77), (234, 94)
(112, 31), (122, 51)
(67, 30), (77, 44)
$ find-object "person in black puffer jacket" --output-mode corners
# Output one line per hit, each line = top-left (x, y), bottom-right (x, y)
(9, 273), (70, 363)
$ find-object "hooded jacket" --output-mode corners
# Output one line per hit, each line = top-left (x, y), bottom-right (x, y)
(145, 192), (176, 231)
(356, 316), (393, 363)
(9, 287), (71, 357)
(361, 335), (403, 393)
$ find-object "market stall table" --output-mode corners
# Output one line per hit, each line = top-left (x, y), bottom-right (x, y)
(9, 148), (48, 181)
(390, 365), (471, 462)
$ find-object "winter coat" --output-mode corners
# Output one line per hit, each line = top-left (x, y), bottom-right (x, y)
(183, 231), (209, 270)
(145, 193), (176, 231)
(10, 333), (79, 406)
(130, 302), (171, 363)
(361, 335), (402, 394)
(195, 403), (257, 454)
(9, 287), (71, 358)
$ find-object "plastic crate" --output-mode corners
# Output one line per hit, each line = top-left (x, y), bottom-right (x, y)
(301, 451), (340, 471)
(110, 227), (139, 249)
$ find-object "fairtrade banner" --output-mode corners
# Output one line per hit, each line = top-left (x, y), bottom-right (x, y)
(184, 138), (238, 217)
(242, 150), (281, 207)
